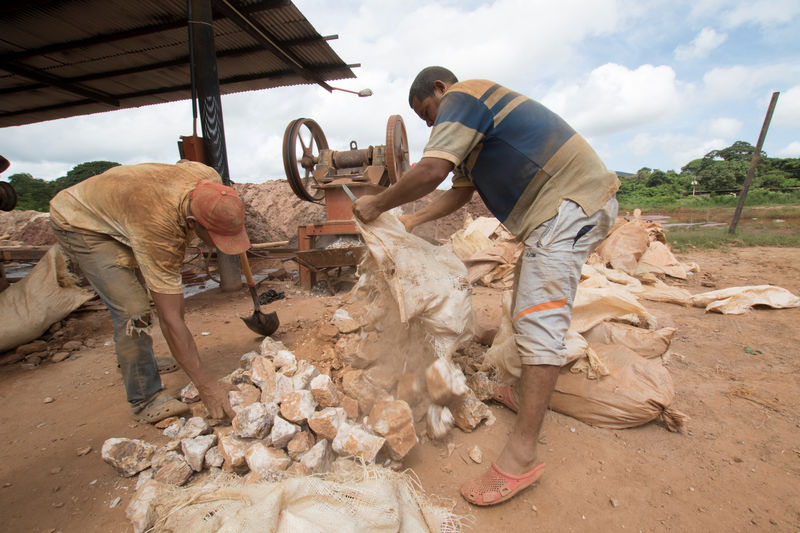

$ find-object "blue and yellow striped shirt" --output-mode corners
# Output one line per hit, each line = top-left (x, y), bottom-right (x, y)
(423, 80), (619, 240)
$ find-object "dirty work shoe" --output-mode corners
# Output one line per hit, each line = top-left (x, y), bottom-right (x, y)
(156, 357), (179, 374)
(134, 391), (190, 424)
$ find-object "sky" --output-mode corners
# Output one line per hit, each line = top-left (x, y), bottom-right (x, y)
(1, 0), (799, 184)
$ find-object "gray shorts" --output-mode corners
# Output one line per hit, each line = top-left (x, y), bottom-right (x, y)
(512, 197), (618, 366)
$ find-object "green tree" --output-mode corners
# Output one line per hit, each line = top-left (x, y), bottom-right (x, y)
(706, 140), (760, 162)
(52, 160), (119, 193)
(645, 169), (669, 187)
(7, 172), (54, 211)
(7, 160), (120, 212)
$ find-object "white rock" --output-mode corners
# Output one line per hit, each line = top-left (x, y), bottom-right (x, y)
(162, 418), (185, 439)
(275, 373), (294, 397)
(162, 439), (181, 453)
(279, 390), (317, 424)
(250, 357), (277, 402)
(292, 360), (320, 390)
(101, 438), (156, 477)
(244, 443), (290, 476)
(274, 349), (296, 371)
(260, 337), (287, 359)
(426, 405), (455, 439)
(232, 402), (277, 439)
(181, 434), (217, 472)
(177, 417), (210, 439)
(269, 416), (300, 449)
(126, 479), (163, 533)
(367, 400), (418, 459)
(310, 374), (339, 408)
(332, 308), (351, 321)
(425, 358), (468, 405)
(300, 439), (334, 474)
(180, 382), (200, 403)
(308, 407), (347, 441)
(152, 452), (193, 486)
(468, 445), (483, 464)
(204, 446), (224, 469)
(217, 432), (252, 471)
(239, 351), (259, 370)
(450, 389), (493, 432)
(229, 385), (261, 413)
(135, 469), (153, 490)
(332, 423), (385, 464)
(223, 367), (252, 385)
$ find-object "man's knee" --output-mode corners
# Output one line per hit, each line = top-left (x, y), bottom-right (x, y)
(125, 310), (153, 336)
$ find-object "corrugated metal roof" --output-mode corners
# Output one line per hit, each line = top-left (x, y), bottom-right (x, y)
(0, 0), (357, 127)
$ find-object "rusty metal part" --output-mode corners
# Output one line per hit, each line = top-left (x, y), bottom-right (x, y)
(384, 114), (410, 184)
(282, 118), (328, 202)
(294, 247), (366, 294)
(332, 145), (371, 169)
(0, 181), (17, 211)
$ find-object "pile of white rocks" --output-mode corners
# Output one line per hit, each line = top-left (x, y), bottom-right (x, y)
(102, 321), (494, 487)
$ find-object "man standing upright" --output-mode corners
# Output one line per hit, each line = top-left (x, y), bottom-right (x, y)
(50, 161), (247, 423)
(353, 66), (619, 506)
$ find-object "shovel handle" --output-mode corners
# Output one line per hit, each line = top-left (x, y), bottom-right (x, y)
(239, 252), (255, 287)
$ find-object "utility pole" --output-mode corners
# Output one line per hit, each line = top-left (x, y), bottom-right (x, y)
(188, 0), (242, 291)
(729, 92), (780, 235)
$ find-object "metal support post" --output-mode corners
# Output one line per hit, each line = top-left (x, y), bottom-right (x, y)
(189, 0), (241, 290)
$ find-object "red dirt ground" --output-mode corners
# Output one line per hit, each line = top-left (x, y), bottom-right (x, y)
(1, 245), (799, 532)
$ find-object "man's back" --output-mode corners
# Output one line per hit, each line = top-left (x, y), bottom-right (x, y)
(50, 161), (222, 294)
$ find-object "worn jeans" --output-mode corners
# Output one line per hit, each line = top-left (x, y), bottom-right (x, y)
(512, 196), (618, 366)
(51, 223), (162, 410)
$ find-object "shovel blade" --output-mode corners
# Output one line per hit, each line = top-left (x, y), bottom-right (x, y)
(242, 310), (279, 337)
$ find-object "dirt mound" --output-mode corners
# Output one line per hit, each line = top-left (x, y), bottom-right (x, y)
(0, 183), (495, 249)
(234, 180), (325, 247)
(0, 210), (55, 246)
(406, 190), (493, 243)
(235, 181), (493, 247)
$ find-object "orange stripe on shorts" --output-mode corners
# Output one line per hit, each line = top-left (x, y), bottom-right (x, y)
(513, 297), (568, 323)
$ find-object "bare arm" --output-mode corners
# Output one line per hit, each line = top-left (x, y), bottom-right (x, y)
(150, 291), (235, 420)
(400, 186), (475, 232)
(353, 156), (454, 222)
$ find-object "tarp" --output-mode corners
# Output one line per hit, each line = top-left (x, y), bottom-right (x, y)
(0, 245), (94, 352)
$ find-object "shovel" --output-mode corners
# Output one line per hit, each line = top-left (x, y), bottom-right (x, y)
(238, 252), (280, 337)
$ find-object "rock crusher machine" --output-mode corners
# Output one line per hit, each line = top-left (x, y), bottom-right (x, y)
(282, 115), (410, 291)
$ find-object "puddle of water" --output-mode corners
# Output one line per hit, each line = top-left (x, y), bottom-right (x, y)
(182, 267), (281, 299)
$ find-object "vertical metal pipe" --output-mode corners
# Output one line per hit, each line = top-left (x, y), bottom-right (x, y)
(187, 0), (198, 136)
(189, 0), (241, 290)
(728, 92), (780, 235)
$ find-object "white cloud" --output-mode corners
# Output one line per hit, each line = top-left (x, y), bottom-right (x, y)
(627, 132), (727, 170)
(1, 1), (799, 184)
(689, 0), (800, 29)
(674, 27), (726, 61)
(771, 85), (800, 126)
(541, 63), (681, 136)
(775, 141), (800, 158)
(705, 117), (742, 137)
(721, 0), (800, 28)
(701, 64), (800, 101)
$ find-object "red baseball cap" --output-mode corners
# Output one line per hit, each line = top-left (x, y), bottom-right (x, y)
(189, 180), (250, 254)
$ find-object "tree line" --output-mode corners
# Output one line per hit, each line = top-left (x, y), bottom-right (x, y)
(619, 140), (800, 206)
(5, 161), (120, 211)
(3, 140), (799, 212)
